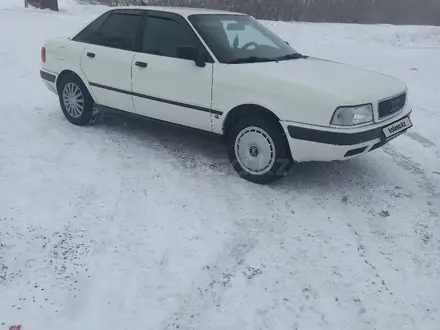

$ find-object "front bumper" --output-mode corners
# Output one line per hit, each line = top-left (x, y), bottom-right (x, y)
(281, 108), (412, 162)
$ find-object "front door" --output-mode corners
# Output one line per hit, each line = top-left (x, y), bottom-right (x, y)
(131, 12), (213, 131)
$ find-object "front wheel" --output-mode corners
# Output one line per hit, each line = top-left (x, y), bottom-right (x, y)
(227, 117), (292, 184)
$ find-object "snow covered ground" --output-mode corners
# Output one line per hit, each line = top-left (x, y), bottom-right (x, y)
(0, 1), (439, 329)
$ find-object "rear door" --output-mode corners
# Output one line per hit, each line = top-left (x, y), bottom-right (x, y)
(79, 9), (143, 113)
(131, 11), (214, 131)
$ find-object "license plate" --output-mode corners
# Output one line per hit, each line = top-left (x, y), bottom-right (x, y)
(382, 116), (412, 139)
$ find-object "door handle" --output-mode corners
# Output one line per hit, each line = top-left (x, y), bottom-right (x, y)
(86, 52), (96, 58)
(135, 61), (148, 68)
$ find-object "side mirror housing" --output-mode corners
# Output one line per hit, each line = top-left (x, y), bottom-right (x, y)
(176, 46), (206, 67)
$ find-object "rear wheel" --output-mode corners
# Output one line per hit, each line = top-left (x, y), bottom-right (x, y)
(227, 116), (292, 184)
(58, 73), (100, 126)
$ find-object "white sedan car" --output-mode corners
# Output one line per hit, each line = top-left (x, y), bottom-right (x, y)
(40, 6), (413, 184)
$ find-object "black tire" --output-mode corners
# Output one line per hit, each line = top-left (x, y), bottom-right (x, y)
(58, 73), (99, 126)
(227, 116), (292, 184)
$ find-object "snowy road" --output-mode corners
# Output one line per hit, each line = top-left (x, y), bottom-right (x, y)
(0, 1), (439, 330)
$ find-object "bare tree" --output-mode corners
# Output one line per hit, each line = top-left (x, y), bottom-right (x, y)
(79, 0), (440, 25)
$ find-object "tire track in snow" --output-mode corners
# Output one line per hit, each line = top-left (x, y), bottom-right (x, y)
(347, 144), (440, 323)
(163, 236), (258, 330)
(346, 221), (393, 295)
(406, 131), (436, 147)
(382, 144), (440, 210)
(161, 184), (291, 330)
(359, 143), (439, 261)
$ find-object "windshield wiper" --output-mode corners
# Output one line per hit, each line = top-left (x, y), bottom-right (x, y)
(274, 53), (308, 61)
(227, 53), (308, 64)
(227, 56), (277, 64)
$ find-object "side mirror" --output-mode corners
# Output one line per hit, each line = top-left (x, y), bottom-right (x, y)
(176, 46), (206, 67)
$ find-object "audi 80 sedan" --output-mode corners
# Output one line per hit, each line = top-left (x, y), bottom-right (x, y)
(40, 6), (413, 183)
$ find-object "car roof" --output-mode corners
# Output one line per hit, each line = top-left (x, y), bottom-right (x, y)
(113, 6), (246, 18)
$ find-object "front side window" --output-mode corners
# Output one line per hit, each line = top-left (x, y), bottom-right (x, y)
(91, 12), (142, 51)
(141, 16), (198, 59)
(188, 14), (301, 64)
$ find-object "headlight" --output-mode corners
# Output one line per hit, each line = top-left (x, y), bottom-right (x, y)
(331, 104), (373, 126)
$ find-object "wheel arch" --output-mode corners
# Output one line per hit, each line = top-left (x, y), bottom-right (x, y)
(56, 69), (95, 101)
(222, 104), (282, 138)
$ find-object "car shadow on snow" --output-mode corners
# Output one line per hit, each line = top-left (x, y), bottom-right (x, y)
(277, 159), (386, 190)
(95, 111), (227, 165)
(95, 112), (391, 192)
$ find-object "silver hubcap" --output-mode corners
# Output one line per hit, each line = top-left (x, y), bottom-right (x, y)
(234, 126), (276, 175)
(63, 82), (84, 118)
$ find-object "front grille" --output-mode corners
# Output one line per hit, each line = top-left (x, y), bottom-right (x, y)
(378, 92), (406, 119)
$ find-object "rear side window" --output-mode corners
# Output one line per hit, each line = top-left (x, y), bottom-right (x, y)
(73, 12), (110, 43)
(141, 16), (198, 58)
(74, 11), (142, 51)
(95, 13), (142, 51)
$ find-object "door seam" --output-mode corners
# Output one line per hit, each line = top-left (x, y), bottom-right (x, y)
(130, 52), (137, 112)
(210, 64), (215, 131)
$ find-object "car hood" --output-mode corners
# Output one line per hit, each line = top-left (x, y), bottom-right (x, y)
(239, 57), (407, 105)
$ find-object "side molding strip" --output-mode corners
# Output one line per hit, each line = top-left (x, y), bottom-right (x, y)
(89, 82), (223, 116)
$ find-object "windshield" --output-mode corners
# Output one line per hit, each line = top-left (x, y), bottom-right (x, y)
(188, 14), (300, 64)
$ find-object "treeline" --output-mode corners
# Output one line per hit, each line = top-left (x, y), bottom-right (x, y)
(79, 0), (440, 25)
